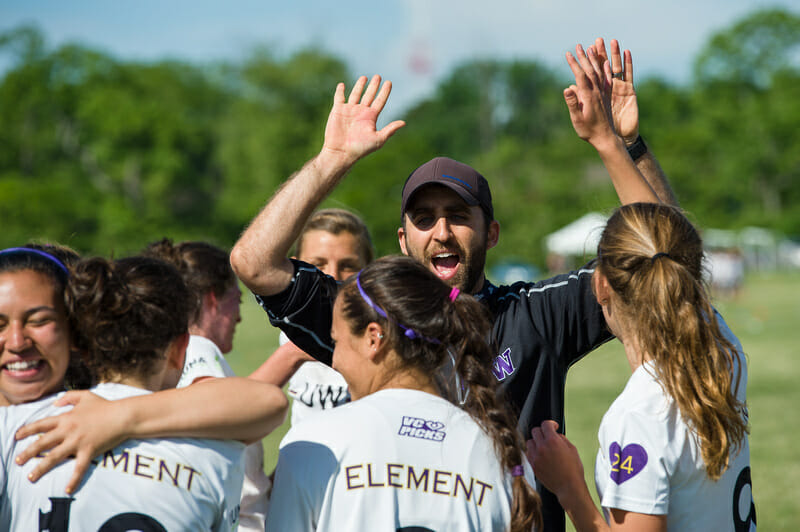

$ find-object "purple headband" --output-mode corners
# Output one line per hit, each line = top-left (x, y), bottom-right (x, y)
(356, 271), (440, 344)
(0, 247), (69, 277)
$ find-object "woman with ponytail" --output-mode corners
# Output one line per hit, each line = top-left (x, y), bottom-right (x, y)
(267, 255), (541, 531)
(528, 203), (755, 532)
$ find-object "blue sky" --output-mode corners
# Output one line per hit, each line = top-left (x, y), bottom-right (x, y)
(0, 0), (792, 114)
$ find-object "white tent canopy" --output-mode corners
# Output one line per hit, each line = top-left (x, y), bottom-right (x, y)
(545, 212), (608, 257)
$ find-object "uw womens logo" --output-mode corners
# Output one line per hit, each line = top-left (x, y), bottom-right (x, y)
(491, 348), (515, 381)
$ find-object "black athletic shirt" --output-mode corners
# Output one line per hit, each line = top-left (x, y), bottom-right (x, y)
(256, 258), (613, 532)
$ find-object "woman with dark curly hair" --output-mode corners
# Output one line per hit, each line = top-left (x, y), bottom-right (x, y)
(2, 254), (287, 531)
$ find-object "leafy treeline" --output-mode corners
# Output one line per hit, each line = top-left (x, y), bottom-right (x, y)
(1, 8), (798, 268)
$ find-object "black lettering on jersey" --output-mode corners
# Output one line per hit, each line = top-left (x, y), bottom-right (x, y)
(39, 497), (74, 532)
(295, 383), (348, 409)
(98, 512), (167, 531)
(733, 466), (756, 532)
(37, 497), (168, 531)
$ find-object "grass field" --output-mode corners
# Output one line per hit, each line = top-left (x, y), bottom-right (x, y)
(226, 271), (800, 530)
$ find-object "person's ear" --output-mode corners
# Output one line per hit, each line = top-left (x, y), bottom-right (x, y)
(486, 220), (500, 250)
(167, 332), (190, 371)
(593, 271), (611, 306)
(364, 322), (385, 360)
(199, 290), (218, 317)
(398, 226), (409, 256)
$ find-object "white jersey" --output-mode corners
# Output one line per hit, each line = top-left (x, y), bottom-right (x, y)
(0, 383), (245, 532)
(266, 388), (535, 532)
(594, 313), (756, 531)
(287, 361), (349, 425)
(179, 334), (271, 532)
(280, 331), (350, 426)
(178, 334), (236, 386)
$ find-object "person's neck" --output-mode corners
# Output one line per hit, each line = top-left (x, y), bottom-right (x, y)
(188, 323), (206, 337)
(618, 333), (648, 373)
(380, 371), (439, 396)
(468, 273), (487, 295)
(103, 374), (160, 392)
(357, 365), (439, 400)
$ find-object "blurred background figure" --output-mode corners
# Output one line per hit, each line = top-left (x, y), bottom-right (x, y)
(706, 246), (745, 299)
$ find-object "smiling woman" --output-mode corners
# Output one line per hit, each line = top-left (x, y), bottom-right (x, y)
(0, 245), (81, 406)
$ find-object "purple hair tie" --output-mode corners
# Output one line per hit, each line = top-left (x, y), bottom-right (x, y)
(448, 287), (460, 302)
(511, 465), (524, 477)
(0, 247), (69, 277)
(356, 271), (440, 344)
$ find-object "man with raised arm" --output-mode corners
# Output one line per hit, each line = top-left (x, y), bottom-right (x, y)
(231, 40), (673, 532)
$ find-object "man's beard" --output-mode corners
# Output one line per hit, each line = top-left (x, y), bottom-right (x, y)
(418, 232), (489, 294)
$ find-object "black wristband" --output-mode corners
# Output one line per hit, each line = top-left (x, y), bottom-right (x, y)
(626, 135), (647, 161)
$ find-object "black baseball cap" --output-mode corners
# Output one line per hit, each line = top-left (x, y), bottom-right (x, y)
(400, 157), (494, 221)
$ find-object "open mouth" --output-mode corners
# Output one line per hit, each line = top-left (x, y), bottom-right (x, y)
(3, 359), (44, 377)
(431, 252), (460, 281)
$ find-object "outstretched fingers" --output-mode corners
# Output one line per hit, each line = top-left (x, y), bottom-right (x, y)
(377, 119), (406, 144)
(347, 75), (369, 104)
(610, 39), (623, 77)
(370, 78), (393, 112)
(585, 46), (606, 84)
(333, 82), (346, 105)
(574, 44), (602, 90)
(593, 37), (608, 65)
(624, 49), (634, 83)
(360, 74), (382, 106)
(566, 51), (590, 91)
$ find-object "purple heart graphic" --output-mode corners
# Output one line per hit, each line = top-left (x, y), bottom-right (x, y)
(608, 442), (648, 485)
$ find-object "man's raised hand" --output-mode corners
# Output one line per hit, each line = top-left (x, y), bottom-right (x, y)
(591, 38), (639, 145)
(564, 44), (617, 148)
(320, 75), (405, 167)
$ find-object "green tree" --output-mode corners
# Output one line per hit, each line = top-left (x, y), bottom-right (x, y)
(694, 8), (800, 88)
